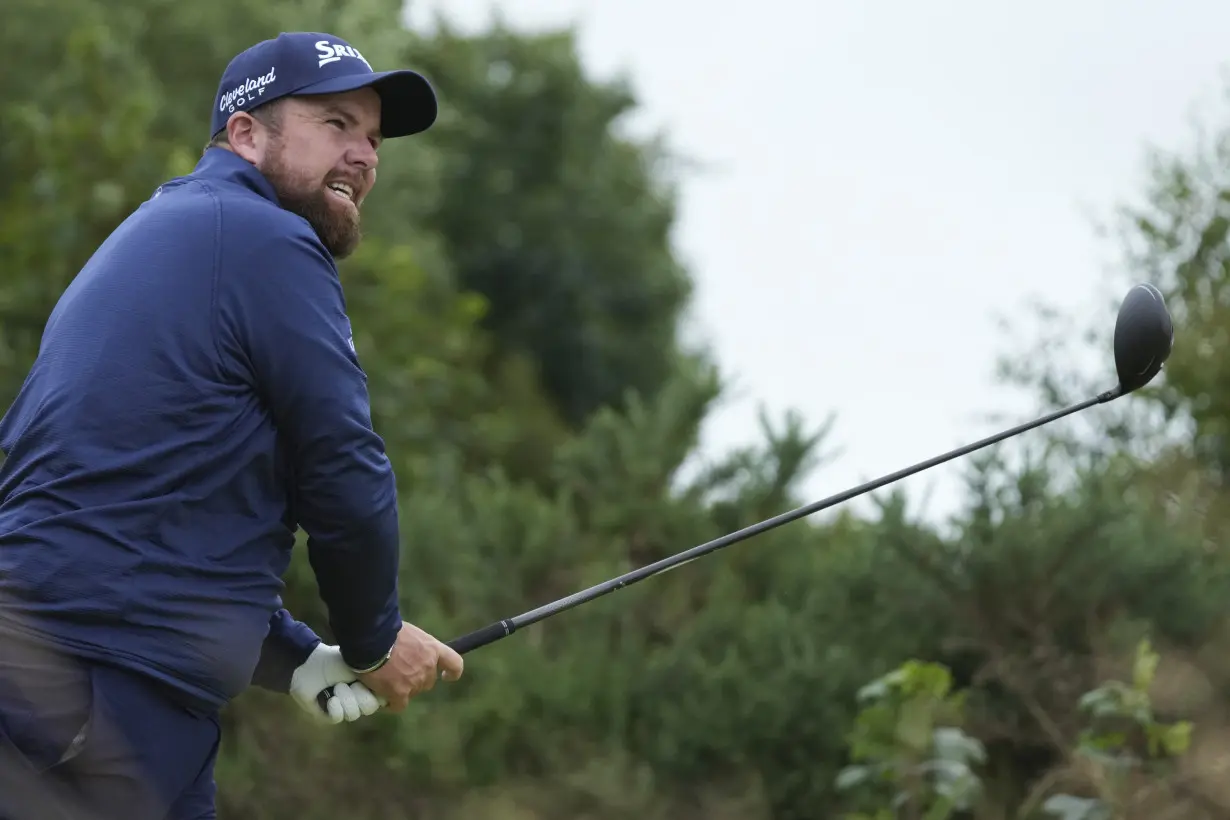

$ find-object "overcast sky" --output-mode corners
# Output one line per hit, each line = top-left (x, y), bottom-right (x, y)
(406, 0), (1230, 527)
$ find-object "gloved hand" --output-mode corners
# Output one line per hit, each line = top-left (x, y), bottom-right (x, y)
(289, 643), (384, 724)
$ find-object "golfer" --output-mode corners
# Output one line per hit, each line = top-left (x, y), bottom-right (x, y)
(0, 31), (462, 819)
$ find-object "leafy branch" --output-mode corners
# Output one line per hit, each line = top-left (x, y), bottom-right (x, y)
(836, 641), (1194, 820)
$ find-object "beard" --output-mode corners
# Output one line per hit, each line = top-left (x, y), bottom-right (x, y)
(258, 143), (363, 260)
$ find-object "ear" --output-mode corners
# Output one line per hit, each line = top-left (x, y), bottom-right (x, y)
(225, 112), (265, 164)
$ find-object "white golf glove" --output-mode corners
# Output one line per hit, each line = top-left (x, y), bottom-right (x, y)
(289, 643), (383, 724)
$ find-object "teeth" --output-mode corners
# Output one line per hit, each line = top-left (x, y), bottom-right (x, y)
(327, 183), (354, 201)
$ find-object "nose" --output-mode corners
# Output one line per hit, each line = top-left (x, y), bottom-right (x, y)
(348, 137), (379, 172)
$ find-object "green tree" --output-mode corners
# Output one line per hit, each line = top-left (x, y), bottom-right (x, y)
(403, 21), (697, 427)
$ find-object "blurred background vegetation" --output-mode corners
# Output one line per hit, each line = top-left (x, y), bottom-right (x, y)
(6, 1), (1230, 818)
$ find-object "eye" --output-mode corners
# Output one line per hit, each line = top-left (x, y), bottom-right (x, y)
(326, 118), (346, 130)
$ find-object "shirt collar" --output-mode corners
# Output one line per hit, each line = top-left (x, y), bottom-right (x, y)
(191, 147), (281, 205)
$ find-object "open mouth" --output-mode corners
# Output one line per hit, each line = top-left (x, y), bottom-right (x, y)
(326, 181), (356, 205)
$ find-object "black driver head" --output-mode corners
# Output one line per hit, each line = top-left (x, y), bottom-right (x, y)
(1114, 283), (1174, 394)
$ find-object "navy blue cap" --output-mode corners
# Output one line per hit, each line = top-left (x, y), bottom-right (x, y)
(211, 32), (437, 140)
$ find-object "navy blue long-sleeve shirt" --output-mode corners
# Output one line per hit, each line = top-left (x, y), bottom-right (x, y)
(0, 148), (403, 712)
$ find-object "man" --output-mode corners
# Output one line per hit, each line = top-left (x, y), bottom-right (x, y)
(0, 31), (463, 819)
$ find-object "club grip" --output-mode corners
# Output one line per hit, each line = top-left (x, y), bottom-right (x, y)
(446, 620), (513, 654)
(314, 620), (514, 714)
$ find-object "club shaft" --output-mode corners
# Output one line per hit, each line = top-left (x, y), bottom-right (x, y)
(445, 386), (1120, 654)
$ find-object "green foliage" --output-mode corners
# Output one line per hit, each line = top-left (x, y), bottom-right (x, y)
(1044, 640), (1194, 819)
(837, 661), (986, 820)
(0, 2), (167, 391)
(1075, 640), (1193, 763)
(404, 21), (696, 427)
(838, 642), (1202, 820)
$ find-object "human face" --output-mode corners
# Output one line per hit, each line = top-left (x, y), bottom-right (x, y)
(253, 88), (383, 259)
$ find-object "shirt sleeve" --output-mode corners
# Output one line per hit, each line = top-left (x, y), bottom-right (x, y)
(251, 606), (322, 692)
(214, 226), (403, 670)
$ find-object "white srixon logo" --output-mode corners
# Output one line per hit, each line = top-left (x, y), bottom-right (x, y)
(219, 67), (277, 114)
(316, 40), (372, 70)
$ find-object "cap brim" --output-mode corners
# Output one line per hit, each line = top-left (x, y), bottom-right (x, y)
(293, 69), (437, 138)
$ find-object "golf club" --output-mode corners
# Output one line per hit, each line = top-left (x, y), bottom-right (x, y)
(318, 283), (1174, 712)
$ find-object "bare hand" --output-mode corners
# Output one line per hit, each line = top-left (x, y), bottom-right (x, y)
(356, 622), (463, 712)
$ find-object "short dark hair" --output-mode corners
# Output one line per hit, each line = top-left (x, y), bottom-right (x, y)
(202, 98), (286, 155)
